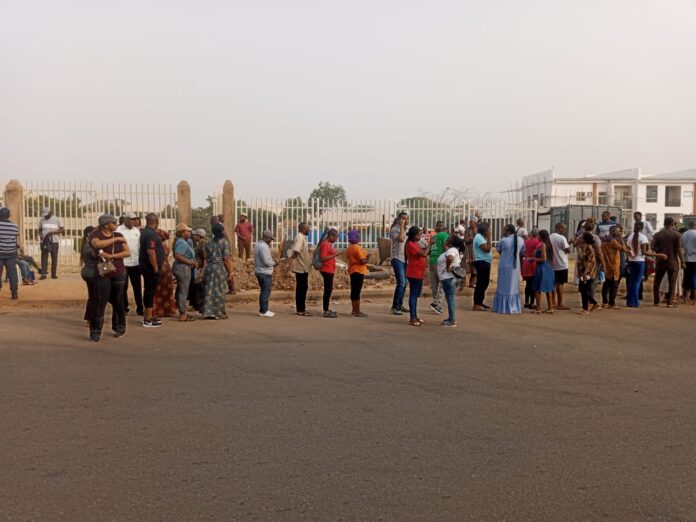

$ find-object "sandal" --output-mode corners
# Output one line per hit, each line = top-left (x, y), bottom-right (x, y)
(352, 312), (368, 318)
(409, 319), (422, 326)
(543, 309), (555, 314)
(178, 314), (195, 322)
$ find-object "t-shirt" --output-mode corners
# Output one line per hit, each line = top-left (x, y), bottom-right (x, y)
(319, 240), (336, 274)
(0, 219), (19, 255)
(92, 230), (126, 276)
(173, 237), (196, 265)
(390, 225), (406, 262)
(682, 229), (696, 262)
(438, 247), (462, 280)
(473, 233), (492, 263)
(346, 244), (368, 275)
(139, 227), (165, 272)
(596, 220), (618, 238)
(405, 241), (426, 279)
(516, 227), (528, 238)
(626, 233), (649, 262)
(652, 229), (682, 271)
(235, 221), (253, 240)
(429, 231), (449, 265)
(39, 215), (63, 244)
(549, 233), (570, 270)
(116, 224), (140, 267)
(291, 232), (310, 273)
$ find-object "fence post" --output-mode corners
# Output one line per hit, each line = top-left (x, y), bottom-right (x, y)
(5, 179), (24, 246)
(222, 180), (236, 256)
(176, 180), (192, 225)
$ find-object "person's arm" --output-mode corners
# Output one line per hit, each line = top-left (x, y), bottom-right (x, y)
(103, 243), (130, 260)
(262, 244), (276, 267)
(360, 247), (369, 265)
(91, 235), (126, 249)
(291, 235), (303, 258)
(173, 240), (197, 266)
(537, 245), (547, 262)
(398, 221), (407, 242)
(563, 237), (571, 254)
(319, 244), (340, 262)
(479, 229), (492, 253)
(445, 253), (456, 271)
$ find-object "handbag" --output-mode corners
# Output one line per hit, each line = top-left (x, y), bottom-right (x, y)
(97, 241), (117, 278)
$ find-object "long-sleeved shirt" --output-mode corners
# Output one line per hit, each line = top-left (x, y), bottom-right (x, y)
(254, 241), (275, 275)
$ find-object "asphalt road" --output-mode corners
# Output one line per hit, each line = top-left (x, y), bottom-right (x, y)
(2, 297), (696, 521)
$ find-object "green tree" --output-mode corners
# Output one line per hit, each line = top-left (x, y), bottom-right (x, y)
(191, 195), (215, 231)
(309, 181), (347, 204)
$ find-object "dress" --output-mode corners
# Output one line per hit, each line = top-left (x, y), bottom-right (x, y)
(153, 231), (176, 317)
(202, 238), (230, 318)
(493, 235), (524, 314)
(532, 248), (555, 293)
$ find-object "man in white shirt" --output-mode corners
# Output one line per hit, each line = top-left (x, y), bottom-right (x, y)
(681, 220), (696, 302)
(550, 223), (571, 310)
(515, 218), (529, 240)
(117, 212), (143, 315)
(633, 212), (655, 242)
(38, 207), (64, 279)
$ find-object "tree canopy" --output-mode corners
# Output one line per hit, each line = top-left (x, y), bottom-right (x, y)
(309, 182), (347, 204)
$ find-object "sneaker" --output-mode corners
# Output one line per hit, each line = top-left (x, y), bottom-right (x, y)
(11, 292), (18, 300)
(441, 320), (457, 328)
(259, 311), (276, 317)
(114, 330), (126, 338)
(151, 317), (163, 326)
(391, 308), (403, 316)
(429, 303), (443, 315)
(142, 319), (162, 328)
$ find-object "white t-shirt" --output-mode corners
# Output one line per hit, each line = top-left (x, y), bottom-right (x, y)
(437, 247), (462, 280)
(516, 227), (528, 239)
(456, 224), (467, 238)
(116, 224), (141, 267)
(626, 233), (649, 262)
(549, 233), (570, 270)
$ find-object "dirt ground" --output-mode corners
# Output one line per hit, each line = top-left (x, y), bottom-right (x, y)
(2, 294), (696, 520)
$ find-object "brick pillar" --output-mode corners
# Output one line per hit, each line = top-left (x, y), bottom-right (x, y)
(4, 179), (24, 246)
(177, 180), (192, 225)
(222, 180), (236, 256)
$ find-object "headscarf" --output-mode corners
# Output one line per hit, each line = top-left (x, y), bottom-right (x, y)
(211, 222), (225, 241)
(348, 229), (360, 244)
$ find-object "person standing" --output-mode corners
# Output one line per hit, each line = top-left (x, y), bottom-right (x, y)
(600, 225), (627, 308)
(319, 228), (340, 318)
(405, 226), (428, 326)
(681, 220), (696, 303)
(152, 229), (176, 318)
(139, 213), (166, 328)
(38, 207), (64, 279)
(634, 211), (655, 242)
(117, 212), (143, 315)
(427, 221), (449, 315)
(596, 211), (618, 239)
(437, 235), (463, 327)
(549, 223), (571, 310)
(188, 228), (207, 313)
(463, 216), (478, 288)
(0, 207), (20, 299)
(576, 232), (598, 316)
(202, 223), (234, 320)
(651, 217), (685, 308)
(493, 224), (525, 314)
(532, 230), (556, 314)
(515, 218), (529, 240)
(291, 222), (311, 316)
(521, 228), (541, 308)
(254, 229), (277, 317)
(172, 223), (197, 322)
(389, 212), (409, 315)
(625, 222), (650, 308)
(472, 221), (492, 311)
(89, 215), (130, 340)
(235, 213), (253, 261)
(346, 229), (369, 318)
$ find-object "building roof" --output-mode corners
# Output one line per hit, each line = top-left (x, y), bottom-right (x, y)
(643, 169), (696, 181)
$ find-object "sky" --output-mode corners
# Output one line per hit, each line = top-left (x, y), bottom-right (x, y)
(2, 0), (696, 206)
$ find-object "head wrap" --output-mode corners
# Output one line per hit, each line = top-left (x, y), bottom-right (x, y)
(348, 229), (360, 244)
(212, 222), (225, 240)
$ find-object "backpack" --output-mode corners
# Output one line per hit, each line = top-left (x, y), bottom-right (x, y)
(311, 230), (329, 270)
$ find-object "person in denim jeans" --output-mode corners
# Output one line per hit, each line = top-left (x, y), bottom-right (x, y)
(390, 211), (409, 315)
(0, 207), (20, 299)
(254, 230), (277, 317)
(437, 235), (463, 327)
(172, 224), (197, 322)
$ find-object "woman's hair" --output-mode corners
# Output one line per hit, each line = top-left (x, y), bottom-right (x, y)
(503, 224), (518, 268)
(391, 211), (408, 228)
(632, 221), (644, 253)
(583, 218), (596, 231)
(538, 229), (553, 260)
(476, 221), (489, 235)
(406, 225), (421, 242)
(211, 222), (225, 241)
(80, 226), (96, 265)
(582, 232), (595, 246)
(448, 234), (464, 250)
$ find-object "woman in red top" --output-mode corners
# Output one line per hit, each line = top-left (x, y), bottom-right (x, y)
(521, 228), (542, 309)
(405, 226), (429, 326)
(319, 229), (341, 318)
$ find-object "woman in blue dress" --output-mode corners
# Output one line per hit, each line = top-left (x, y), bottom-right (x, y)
(493, 224), (525, 314)
(532, 229), (555, 314)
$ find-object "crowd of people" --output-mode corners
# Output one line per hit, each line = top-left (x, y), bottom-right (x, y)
(1, 205), (695, 341)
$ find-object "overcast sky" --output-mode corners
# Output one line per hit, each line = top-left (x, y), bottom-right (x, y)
(2, 0), (695, 205)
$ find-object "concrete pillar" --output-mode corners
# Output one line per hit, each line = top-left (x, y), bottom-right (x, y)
(4, 180), (24, 246)
(177, 180), (192, 225)
(222, 180), (236, 256)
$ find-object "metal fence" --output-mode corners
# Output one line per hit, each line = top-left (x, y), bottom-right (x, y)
(22, 181), (178, 266)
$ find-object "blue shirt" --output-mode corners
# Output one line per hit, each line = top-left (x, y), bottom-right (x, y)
(473, 233), (492, 263)
(174, 237), (196, 262)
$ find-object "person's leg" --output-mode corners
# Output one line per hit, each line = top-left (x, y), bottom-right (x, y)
(245, 239), (252, 261)
(442, 278), (457, 323)
(109, 274), (128, 334)
(429, 266), (442, 307)
(173, 264), (191, 317)
(408, 277), (419, 321)
(354, 273), (364, 315)
(256, 274), (267, 314)
(92, 276), (111, 339)
(40, 245), (49, 277)
(50, 243), (59, 278)
(391, 259), (407, 311)
(18, 260), (30, 281)
(128, 266), (143, 314)
(295, 272), (306, 313)
(608, 279), (618, 307)
(627, 262), (644, 307)
(579, 280), (589, 311)
(473, 260), (490, 306)
(686, 262), (696, 300)
(587, 278), (598, 306)
(142, 271), (158, 322)
(534, 291), (541, 311)
(321, 272), (332, 312)
(601, 280), (610, 305)
(350, 273), (359, 314)
(666, 268), (678, 305)
(238, 240), (244, 259)
(653, 265), (666, 305)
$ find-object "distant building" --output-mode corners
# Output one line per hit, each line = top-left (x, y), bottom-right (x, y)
(515, 168), (696, 228)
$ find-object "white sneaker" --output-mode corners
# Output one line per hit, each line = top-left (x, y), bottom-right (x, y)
(259, 311), (276, 317)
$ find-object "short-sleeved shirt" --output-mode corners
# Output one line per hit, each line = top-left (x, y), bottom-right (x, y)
(39, 215), (63, 244)
(473, 233), (492, 263)
(92, 230), (126, 276)
(139, 227), (165, 272)
(405, 241), (426, 279)
(390, 225), (406, 263)
(682, 229), (696, 262)
(347, 244), (368, 275)
(173, 237), (196, 266)
(0, 219), (19, 255)
(429, 231), (449, 265)
(319, 240), (336, 274)
(627, 233), (649, 262)
(116, 224), (141, 267)
(516, 227), (528, 238)
(652, 229), (682, 271)
(291, 232), (310, 274)
(235, 221), (253, 240)
(549, 233), (570, 270)
(438, 247), (462, 280)
(596, 220), (618, 238)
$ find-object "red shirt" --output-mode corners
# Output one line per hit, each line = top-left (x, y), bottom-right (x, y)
(319, 241), (336, 274)
(405, 241), (426, 279)
(235, 221), (253, 240)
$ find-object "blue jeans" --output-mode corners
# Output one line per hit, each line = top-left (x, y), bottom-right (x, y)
(0, 254), (19, 293)
(391, 259), (407, 310)
(256, 273), (272, 314)
(18, 260), (31, 280)
(441, 277), (458, 323)
(407, 277), (423, 321)
(626, 261), (645, 307)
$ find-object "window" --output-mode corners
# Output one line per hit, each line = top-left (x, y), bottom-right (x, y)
(539, 193), (546, 207)
(665, 186), (681, 207)
(646, 185), (658, 203)
(576, 191), (586, 202)
(597, 191), (608, 205)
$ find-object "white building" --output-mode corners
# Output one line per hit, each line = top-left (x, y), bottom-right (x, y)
(516, 168), (696, 228)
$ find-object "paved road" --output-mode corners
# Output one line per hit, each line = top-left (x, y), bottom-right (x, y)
(2, 298), (696, 520)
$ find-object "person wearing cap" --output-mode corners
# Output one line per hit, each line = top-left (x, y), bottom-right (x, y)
(389, 211), (410, 315)
(87, 214), (130, 341)
(172, 223), (197, 322)
(38, 206), (64, 280)
(117, 212), (143, 315)
(254, 230), (277, 317)
(188, 228), (208, 312)
(235, 213), (254, 262)
(0, 207), (20, 299)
